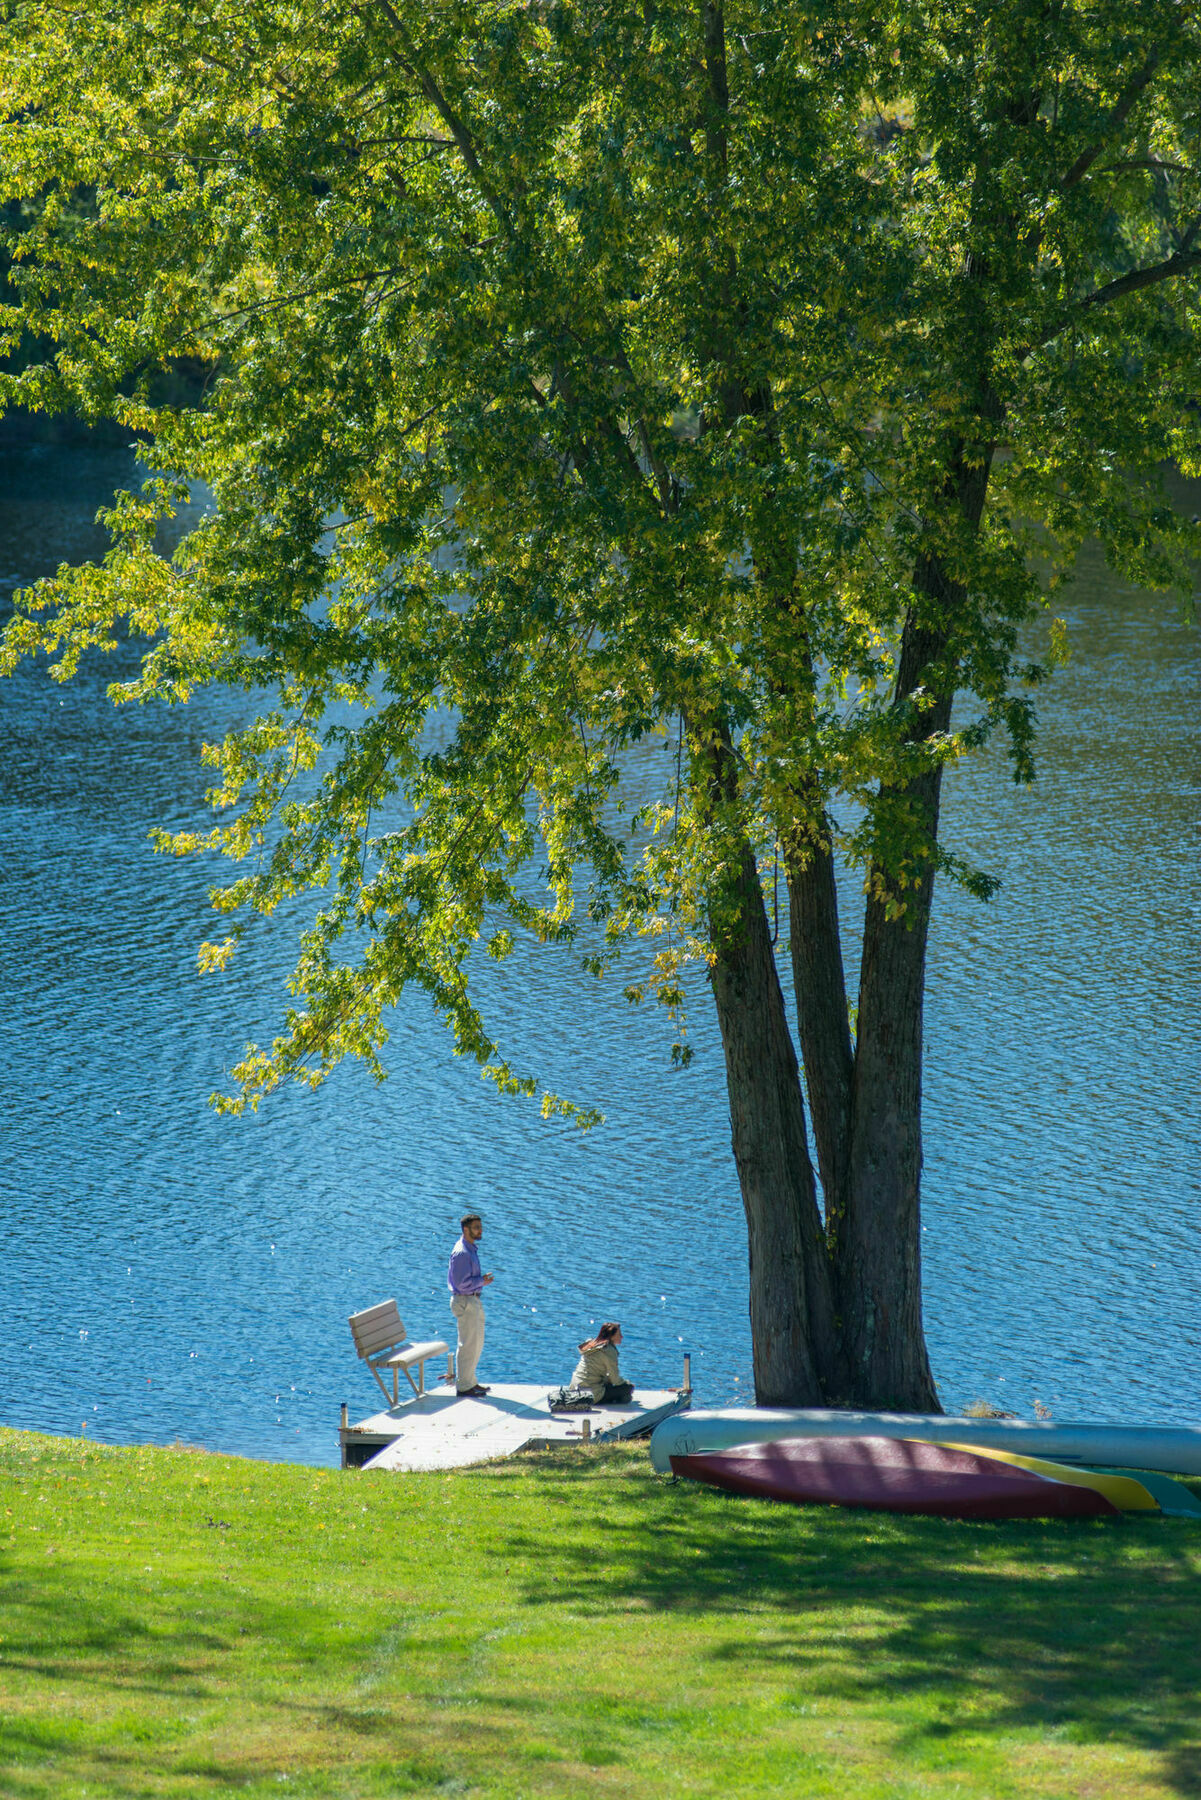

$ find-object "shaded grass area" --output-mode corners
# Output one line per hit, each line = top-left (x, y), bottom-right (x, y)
(0, 1427), (1199, 1798)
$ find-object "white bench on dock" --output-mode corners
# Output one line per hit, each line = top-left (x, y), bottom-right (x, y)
(349, 1299), (453, 1406)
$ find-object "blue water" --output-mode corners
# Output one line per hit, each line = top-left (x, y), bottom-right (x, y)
(0, 444), (1197, 1464)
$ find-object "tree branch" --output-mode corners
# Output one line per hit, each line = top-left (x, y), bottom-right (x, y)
(1057, 45), (1164, 191)
(1097, 158), (1198, 177)
(366, 0), (512, 234)
(355, 134), (454, 149)
(1075, 216), (1201, 313)
(1023, 213), (1201, 359)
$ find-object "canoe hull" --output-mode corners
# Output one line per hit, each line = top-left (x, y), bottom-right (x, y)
(650, 1407), (1201, 1476)
(671, 1435), (1120, 1519)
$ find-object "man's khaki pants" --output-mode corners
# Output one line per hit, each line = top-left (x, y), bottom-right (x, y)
(450, 1294), (485, 1392)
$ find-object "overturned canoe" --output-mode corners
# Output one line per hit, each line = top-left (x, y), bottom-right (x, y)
(670, 1434), (1161, 1519)
(650, 1407), (1201, 1477)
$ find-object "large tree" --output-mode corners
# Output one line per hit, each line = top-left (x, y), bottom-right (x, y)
(2, 1), (1198, 1407)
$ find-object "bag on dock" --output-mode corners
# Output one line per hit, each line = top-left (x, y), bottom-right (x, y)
(548, 1386), (595, 1412)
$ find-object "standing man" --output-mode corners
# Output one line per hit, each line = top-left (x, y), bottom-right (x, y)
(447, 1213), (493, 1397)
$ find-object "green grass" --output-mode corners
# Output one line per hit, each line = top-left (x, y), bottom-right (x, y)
(1, 1427), (1199, 1799)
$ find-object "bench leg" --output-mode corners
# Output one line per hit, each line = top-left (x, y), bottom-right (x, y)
(368, 1360), (396, 1408)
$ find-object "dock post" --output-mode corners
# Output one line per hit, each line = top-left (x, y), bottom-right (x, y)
(582, 1417), (592, 1441)
(682, 1352), (691, 1392)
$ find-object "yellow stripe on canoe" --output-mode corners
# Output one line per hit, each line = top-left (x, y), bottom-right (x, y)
(939, 1442), (1158, 1511)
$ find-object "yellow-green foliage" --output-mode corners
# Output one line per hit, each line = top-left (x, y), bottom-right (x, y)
(1, 1428), (1199, 1798)
(3, 3), (1199, 1119)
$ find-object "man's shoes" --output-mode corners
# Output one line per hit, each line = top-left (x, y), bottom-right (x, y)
(456, 1384), (491, 1397)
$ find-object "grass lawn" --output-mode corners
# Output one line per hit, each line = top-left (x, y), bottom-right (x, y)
(0, 1427), (1199, 1799)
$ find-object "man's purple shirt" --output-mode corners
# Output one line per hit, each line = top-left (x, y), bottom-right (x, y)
(448, 1234), (485, 1296)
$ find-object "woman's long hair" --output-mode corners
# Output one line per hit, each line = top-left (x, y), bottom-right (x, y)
(579, 1321), (620, 1353)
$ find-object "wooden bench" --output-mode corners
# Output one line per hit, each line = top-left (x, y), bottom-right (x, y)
(349, 1299), (454, 1406)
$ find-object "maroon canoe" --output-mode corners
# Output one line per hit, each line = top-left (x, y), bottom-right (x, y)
(670, 1434), (1120, 1519)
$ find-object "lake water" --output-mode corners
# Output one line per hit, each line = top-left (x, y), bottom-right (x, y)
(0, 443), (1197, 1465)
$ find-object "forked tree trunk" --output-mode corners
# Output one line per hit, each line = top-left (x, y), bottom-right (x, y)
(829, 419), (995, 1403)
(834, 541), (980, 1409)
(709, 837), (846, 1405)
(694, 0), (999, 1399)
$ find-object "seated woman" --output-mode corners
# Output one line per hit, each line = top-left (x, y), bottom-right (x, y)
(568, 1321), (634, 1405)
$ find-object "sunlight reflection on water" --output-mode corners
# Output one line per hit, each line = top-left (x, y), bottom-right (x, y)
(0, 444), (1196, 1463)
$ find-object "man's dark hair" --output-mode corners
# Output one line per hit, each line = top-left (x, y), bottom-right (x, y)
(460, 1213), (481, 1232)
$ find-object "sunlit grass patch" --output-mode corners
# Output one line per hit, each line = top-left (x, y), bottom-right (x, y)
(0, 1427), (1198, 1797)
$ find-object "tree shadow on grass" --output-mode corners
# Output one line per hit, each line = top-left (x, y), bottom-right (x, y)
(480, 1450), (1201, 1795)
(0, 1552), (529, 1798)
(2, 1445), (1198, 1797)
(0, 1564), (323, 1698)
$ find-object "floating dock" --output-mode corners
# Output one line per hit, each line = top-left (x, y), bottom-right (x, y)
(341, 1382), (691, 1472)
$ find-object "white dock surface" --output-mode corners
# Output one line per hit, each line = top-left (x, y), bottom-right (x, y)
(350, 1383), (688, 1472)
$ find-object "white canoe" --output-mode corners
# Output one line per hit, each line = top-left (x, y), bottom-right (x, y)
(649, 1407), (1201, 1478)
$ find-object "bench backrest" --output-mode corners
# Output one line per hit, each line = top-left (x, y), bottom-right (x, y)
(349, 1299), (406, 1361)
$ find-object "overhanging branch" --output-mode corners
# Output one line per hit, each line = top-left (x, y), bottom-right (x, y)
(1057, 44), (1164, 191)
(1025, 213), (1201, 358)
(1076, 230), (1201, 313)
(365, 0), (513, 234)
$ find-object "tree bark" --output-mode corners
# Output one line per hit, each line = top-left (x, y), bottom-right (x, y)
(694, 0), (847, 1405)
(786, 817), (855, 1243)
(709, 834), (846, 1404)
(837, 448), (992, 1409)
(841, 720), (948, 1409)
(696, 0), (997, 1411)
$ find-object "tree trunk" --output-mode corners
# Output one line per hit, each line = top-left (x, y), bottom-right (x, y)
(840, 769), (947, 1408)
(837, 564), (970, 1409)
(709, 836), (845, 1404)
(786, 818), (855, 1242)
(695, 0), (848, 1404)
(827, 381), (997, 1408)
